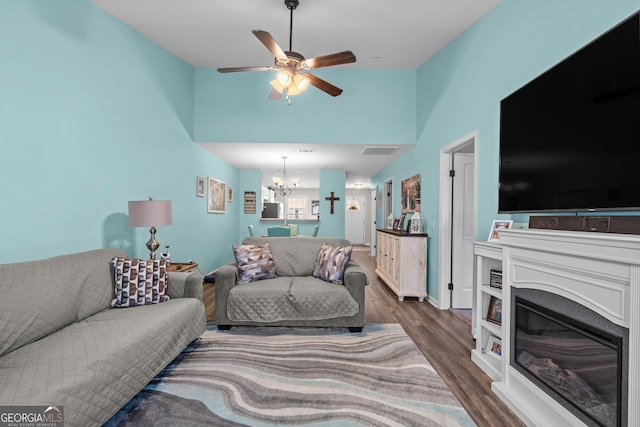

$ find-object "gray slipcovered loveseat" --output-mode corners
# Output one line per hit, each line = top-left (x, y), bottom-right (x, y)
(213, 236), (368, 331)
(0, 248), (206, 427)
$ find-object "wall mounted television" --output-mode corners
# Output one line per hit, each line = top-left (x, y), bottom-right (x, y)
(498, 12), (640, 213)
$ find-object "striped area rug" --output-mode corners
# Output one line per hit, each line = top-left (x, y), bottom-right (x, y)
(104, 324), (475, 426)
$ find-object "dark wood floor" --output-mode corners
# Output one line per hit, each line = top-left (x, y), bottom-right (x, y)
(203, 249), (525, 427)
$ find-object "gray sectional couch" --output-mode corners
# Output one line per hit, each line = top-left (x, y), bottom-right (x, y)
(0, 248), (206, 427)
(213, 236), (368, 331)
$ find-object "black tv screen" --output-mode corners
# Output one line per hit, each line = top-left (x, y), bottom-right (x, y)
(499, 13), (640, 213)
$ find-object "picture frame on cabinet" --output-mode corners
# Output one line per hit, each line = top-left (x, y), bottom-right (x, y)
(485, 336), (502, 360)
(196, 177), (205, 197)
(208, 177), (226, 214)
(398, 214), (406, 231)
(392, 219), (400, 230)
(486, 296), (502, 325)
(488, 219), (513, 241)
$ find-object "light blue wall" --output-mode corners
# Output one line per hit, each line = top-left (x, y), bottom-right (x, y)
(194, 68), (416, 144)
(372, 0), (640, 302)
(0, 0), (238, 273)
(318, 171), (346, 238)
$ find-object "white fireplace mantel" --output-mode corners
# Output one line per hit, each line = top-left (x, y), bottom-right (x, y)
(491, 229), (639, 427)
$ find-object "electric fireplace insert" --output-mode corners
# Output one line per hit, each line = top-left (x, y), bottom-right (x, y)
(511, 289), (628, 427)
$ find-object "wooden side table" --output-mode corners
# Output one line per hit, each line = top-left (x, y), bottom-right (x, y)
(166, 262), (199, 273)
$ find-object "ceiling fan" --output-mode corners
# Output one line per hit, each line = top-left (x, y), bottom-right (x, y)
(217, 0), (356, 103)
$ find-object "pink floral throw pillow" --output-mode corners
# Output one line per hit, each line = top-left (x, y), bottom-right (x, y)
(313, 244), (353, 284)
(111, 257), (170, 307)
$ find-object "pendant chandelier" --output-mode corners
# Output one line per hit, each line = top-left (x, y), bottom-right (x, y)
(272, 156), (299, 197)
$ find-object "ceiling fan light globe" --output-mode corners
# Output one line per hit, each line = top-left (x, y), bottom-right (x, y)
(294, 73), (310, 91)
(270, 79), (286, 93)
(277, 70), (292, 86)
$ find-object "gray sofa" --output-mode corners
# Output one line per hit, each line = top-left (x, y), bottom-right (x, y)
(213, 237), (368, 331)
(0, 248), (206, 427)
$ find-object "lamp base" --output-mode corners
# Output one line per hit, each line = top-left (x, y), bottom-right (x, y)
(146, 226), (160, 260)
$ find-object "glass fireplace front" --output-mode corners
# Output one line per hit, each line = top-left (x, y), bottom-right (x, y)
(512, 293), (625, 427)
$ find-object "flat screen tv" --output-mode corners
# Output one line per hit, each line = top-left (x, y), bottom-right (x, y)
(499, 12), (640, 213)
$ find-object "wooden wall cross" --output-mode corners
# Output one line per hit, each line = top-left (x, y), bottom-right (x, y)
(325, 191), (340, 214)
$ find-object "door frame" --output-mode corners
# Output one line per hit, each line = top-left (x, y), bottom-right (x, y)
(437, 130), (478, 310)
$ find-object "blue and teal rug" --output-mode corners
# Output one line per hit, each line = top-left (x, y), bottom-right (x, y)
(104, 323), (475, 426)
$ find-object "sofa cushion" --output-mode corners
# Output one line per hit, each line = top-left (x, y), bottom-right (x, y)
(232, 243), (277, 284)
(313, 244), (353, 285)
(0, 249), (126, 357)
(111, 257), (170, 307)
(226, 276), (359, 322)
(0, 298), (206, 427)
(242, 237), (351, 277)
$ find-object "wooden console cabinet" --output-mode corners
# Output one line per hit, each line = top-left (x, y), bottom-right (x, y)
(375, 229), (428, 301)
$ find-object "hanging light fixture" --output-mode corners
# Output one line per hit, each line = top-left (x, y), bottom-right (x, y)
(272, 156), (299, 197)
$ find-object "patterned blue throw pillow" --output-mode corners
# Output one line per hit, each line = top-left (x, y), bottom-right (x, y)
(232, 243), (277, 284)
(313, 244), (353, 284)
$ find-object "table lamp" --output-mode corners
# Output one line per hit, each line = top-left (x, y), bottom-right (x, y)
(128, 197), (172, 260)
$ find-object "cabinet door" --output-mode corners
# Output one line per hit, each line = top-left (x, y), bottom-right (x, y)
(376, 232), (385, 271)
(390, 235), (401, 283)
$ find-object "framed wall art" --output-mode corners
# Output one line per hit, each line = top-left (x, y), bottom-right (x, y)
(228, 187), (233, 203)
(196, 177), (205, 197)
(401, 174), (421, 213)
(208, 177), (226, 214)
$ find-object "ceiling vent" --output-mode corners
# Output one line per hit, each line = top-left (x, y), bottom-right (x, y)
(361, 146), (399, 156)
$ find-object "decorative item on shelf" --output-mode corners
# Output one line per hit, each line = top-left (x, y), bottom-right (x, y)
(325, 191), (340, 214)
(410, 211), (423, 234)
(160, 246), (171, 264)
(393, 219), (400, 230)
(398, 214), (406, 231)
(128, 197), (172, 260)
(387, 213), (394, 229)
(485, 336), (502, 360)
(490, 269), (502, 288)
(488, 219), (513, 241)
(272, 156), (299, 197)
(486, 296), (502, 325)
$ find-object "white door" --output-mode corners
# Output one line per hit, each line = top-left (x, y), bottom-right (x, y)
(345, 196), (366, 244)
(451, 153), (475, 308)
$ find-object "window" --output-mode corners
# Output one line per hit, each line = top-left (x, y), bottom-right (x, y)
(286, 196), (308, 219)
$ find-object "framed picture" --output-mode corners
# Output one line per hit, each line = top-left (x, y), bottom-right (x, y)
(228, 187), (233, 203)
(244, 191), (256, 214)
(311, 200), (320, 216)
(196, 177), (205, 197)
(485, 336), (502, 360)
(489, 269), (503, 289)
(486, 296), (502, 325)
(488, 219), (513, 241)
(393, 219), (400, 230)
(401, 173), (421, 213)
(208, 177), (226, 214)
(398, 213), (406, 231)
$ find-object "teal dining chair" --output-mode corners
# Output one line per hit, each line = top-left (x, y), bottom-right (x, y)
(311, 225), (319, 237)
(267, 226), (291, 237)
(248, 225), (254, 236)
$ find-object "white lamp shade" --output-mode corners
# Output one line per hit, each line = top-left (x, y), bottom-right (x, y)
(128, 200), (172, 227)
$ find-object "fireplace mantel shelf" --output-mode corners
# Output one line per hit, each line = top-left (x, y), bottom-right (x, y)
(472, 229), (639, 427)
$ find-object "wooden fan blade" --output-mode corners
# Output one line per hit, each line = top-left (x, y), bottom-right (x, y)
(305, 73), (343, 97)
(304, 51), (356, 69)
(268, 88), (283, 100)
(217, 66), (274, 73)
(252, 30), (288, 60)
